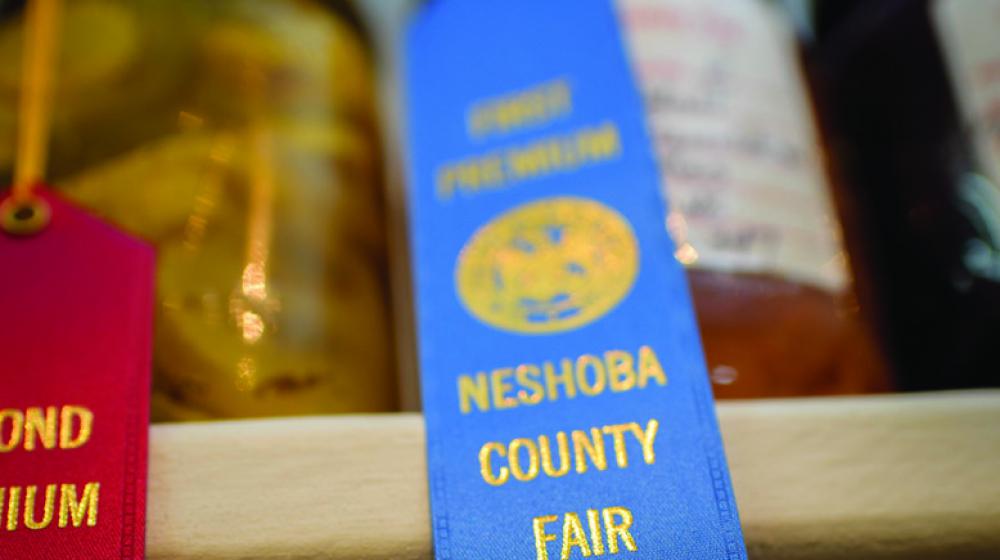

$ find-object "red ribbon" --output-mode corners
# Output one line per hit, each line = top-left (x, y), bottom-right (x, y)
(0, 189), (152, 559)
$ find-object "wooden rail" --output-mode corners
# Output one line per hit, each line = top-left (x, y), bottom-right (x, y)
(147, 390), (1000, 559)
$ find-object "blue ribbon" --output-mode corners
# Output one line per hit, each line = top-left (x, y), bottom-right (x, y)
(404, 1), (747, 558)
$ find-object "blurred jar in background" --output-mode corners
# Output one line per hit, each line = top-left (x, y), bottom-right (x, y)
(618, 0), (890, 398)
(0, 0), (397, 419)
(812, 0), (1000, 391)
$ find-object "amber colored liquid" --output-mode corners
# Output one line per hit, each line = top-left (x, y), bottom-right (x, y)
(689, 269), (889, 399)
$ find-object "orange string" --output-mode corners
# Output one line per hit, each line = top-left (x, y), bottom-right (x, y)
(14, 0), (60, 201)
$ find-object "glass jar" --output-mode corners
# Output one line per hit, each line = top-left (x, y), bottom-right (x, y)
(0, 0), (397, 419)
(812, 0), (1000, 391)
(618, 0), (890, 398)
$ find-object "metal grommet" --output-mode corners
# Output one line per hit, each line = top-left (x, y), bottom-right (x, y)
(1, 195), (51, 236)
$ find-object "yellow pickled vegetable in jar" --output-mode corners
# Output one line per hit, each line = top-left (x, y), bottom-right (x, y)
(0, 0), (397, 420)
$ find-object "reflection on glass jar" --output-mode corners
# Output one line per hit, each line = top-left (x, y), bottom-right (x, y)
(0, 0), (397, 419)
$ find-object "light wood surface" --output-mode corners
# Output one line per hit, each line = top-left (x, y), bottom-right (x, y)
(147, 390), (1000, 559)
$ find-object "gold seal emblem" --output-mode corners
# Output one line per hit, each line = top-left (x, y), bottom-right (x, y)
(456, 196), (639, 334)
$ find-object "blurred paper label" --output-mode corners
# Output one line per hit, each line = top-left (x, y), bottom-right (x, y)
(404, 0), (746, 558)
(619, 0), (849, 292)
(0, 189), (152, 559)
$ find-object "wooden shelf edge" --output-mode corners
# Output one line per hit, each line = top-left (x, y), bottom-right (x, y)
(147, 390), (1000, 559)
